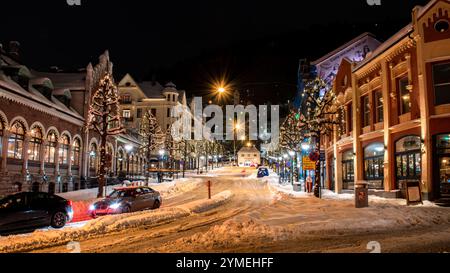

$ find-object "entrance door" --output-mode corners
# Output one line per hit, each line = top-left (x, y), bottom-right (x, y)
(436, 134), (450, 199)
(395, 136), (421, 196)
(342, 150), (354, 190)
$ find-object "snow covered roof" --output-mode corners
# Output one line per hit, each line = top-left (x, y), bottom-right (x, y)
(138, 81), (165, 98)
(238, 146), (260, 154)
(33, 71), (86, 91)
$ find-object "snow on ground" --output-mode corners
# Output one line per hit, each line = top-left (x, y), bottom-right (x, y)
(0, 190), (234, 253)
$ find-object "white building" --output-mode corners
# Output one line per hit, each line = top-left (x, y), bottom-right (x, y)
(237, 146), (261, 167)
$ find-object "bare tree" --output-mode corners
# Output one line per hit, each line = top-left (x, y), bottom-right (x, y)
(139, 111), (164, 176)
(87, 74), (125, 197)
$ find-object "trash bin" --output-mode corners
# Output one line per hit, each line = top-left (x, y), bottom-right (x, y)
(293, 182), (301, 192)
(355, 182), (369, 208)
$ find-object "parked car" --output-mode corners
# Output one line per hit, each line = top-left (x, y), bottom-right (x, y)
(257, 167), (270, 178)
(0, 192), (73, 234)
(88, 186), (162, 218)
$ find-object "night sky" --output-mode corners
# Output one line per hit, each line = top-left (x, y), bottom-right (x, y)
(2, 0), (430, 103)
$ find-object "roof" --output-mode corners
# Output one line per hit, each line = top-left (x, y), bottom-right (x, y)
(353, 24), (414, 72)
(238, 146), (260, 154)
(312, 32), (379, 65)
(32, 71), (86, 90)
(138, 81), (165, 98)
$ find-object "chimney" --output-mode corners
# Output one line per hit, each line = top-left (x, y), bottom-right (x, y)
(8, 41), (20, 60)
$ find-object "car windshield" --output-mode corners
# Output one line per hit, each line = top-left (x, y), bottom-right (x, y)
(108, 190), (132, 198)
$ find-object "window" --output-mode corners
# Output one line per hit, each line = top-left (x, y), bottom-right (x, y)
(122, 110), (131, 118)
(89, 143), (97, 170)
(45, 131), (58, 163)
(29, 127), (43, 161)
(136, 108), (142, 118)
(167, 95), (170, 102)
(167, 108), (171, 118)
(364, 143), (384, 185)
(71, 138), (81, 166)
(432, 62), (450, 106)
(435, 20), (449, 33)
(362, 95), (370, 127)
(59, 135), (70, 165)
(398, 77), (411, 114)
(395, 136), (421, 189)
(375, 90), (383, 123)
(121, 94), (132, 104)
(8, 121), (25, 159)
(151, 109), (157, 117)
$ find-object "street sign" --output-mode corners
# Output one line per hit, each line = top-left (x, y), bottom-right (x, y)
(302, 156), (316, 170)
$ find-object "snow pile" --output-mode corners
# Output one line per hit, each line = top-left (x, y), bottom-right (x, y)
(0, 190), (234, 253)
(321, 190), (354, 201)
(265, 174), (310, 199)
(182, 190), (234, 214)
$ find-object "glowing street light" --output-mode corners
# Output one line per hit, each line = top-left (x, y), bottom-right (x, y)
(288, 151), (295, 157)
(218, 87), (226, 93)
(125, 144), (133, 152)
(301, 143), (311, 151)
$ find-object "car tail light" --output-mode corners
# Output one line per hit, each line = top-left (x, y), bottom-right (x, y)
(67, 200), (73, 207)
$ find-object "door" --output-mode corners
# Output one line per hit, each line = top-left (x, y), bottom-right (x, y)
(27, 193), (51, 226)
(436, 134), (450, 199)
(141, 187), (157, 209)
(131, 188), (146, 211)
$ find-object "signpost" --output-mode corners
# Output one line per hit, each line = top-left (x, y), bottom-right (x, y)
(405, 181), (423, 206)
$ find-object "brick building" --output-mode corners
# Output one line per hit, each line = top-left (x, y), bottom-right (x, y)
(0, 45), (143, 196)
(323, 0), (450, 201)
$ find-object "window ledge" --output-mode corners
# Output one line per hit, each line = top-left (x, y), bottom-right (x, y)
(434, 104), (450, 115)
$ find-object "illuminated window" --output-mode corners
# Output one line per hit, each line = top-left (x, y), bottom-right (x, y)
(29, 127), (43, 161)
(375, 90), (383, 123)
(59, 135), (70, 165)
(364, 143), (384, 184)
(398, 77), (411, 115)
(45, 131), (58, 163)
(362, 95), (370, 127)
(71, 138), (81, 166)
(122, 110), (131, 118)
(89, 143), (98, 170)
(8, 121), (25, 159)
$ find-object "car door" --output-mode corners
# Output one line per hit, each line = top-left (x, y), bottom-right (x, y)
(130, 188), (145, 211)
(141, 187), (156, 209)
(27, 193), (52, 227)
(0, 193), (30, 232)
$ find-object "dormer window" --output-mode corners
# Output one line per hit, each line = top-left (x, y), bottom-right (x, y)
(121, 94), (132, 104)
(125, 82), (131, 87)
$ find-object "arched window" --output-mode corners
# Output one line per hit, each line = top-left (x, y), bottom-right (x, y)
(71, 138), (81, 166)
(59, 134), (70, 165)
(364, 143), (384, 188)
(45, 131), (58, 163)
(89, 143), (98, 170)
(8, 121), (25, 159)
(29, 127), (43, 161)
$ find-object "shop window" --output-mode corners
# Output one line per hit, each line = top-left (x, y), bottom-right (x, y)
(59, 135), (70, 165)
(437, 134), (450, 196)
(375, 90), (383, 123)
(432, 62), (450, 106)
(398, 77), (411, 115)
(29, 127), (43, 161)
(362, 95), (370, 128)
(395, 136), (421, 190)
(8, 121), (25, 159)
(364, 143), (384, 184)
(45, 131), (58, 163)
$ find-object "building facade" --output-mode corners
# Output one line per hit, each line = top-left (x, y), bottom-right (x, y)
(0, 45), (143, 196)
(238, 146), (261, 167)
(324, 0), (450, 201)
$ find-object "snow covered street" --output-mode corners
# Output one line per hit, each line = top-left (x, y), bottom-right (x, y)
(1, 167), (450, 253)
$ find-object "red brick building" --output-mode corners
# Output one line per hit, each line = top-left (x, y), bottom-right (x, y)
(323, 0), (450, 201)
(0, 45), (143, 196)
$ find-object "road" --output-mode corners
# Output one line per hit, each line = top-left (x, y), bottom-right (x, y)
(23, 167), (450, 253)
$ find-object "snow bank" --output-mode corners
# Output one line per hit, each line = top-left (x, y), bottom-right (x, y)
(0, 190), (234, 253)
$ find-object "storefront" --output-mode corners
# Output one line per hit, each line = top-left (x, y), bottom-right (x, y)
(435, 133), (450, 199)
(342, 150), (354, 189)
(364, 143), (384, 189)
(395, 136), (421, 194)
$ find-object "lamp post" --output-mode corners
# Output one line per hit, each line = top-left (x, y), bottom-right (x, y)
(125, 145), (133, 179)
(289, 151), (295, 184)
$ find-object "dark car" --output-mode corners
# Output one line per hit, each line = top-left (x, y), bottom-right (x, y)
(257, 167), (269, 178)
(0, 192), (74, 234)
(88, 186), (162, 218)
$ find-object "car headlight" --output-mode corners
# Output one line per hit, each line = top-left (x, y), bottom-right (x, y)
(109, 203), (121, 210)
(89, 204), (96, 211)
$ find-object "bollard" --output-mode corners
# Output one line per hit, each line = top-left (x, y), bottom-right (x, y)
(207, 180), (212, 199)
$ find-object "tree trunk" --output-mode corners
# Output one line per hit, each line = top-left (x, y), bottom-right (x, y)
(314, 132), (321, 198)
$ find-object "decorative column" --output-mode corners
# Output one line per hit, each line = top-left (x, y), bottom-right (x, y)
(22, 134), (30, 177)
(381, 60), (394, 192)
(1, 129), (10, 173)
(352, 73), (363, 184)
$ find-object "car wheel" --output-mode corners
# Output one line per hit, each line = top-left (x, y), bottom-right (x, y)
(51, 211), (67, 229)
(152, 200), (161, 209)
(121, 205), (131, 214)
